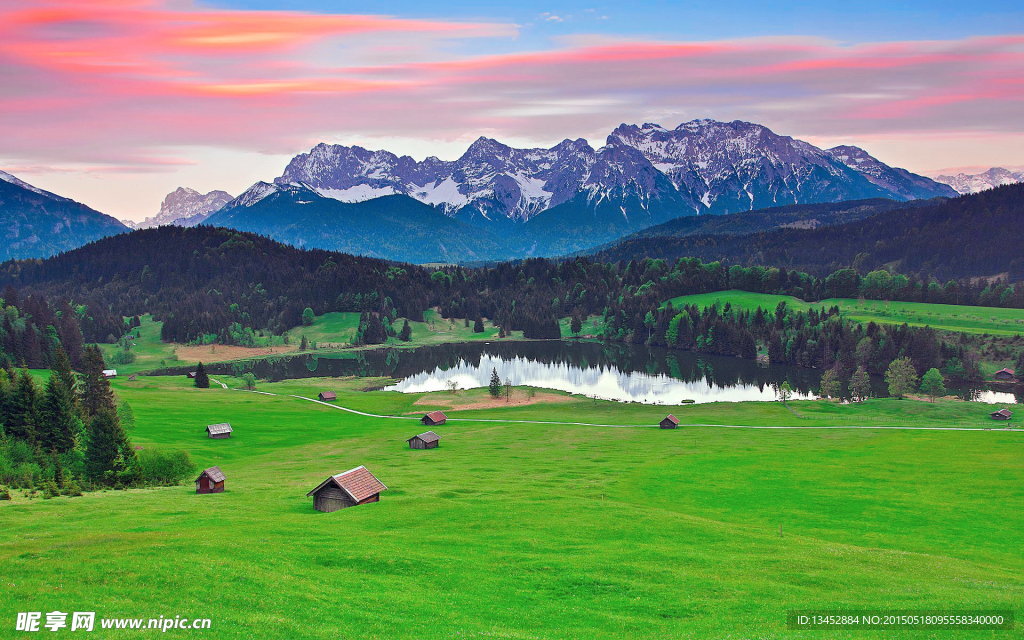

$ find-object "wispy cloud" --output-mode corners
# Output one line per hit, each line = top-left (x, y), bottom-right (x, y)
(1, 0), (1021, 177)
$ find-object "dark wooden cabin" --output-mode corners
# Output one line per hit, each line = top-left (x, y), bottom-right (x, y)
(993, 368), (1016, 381)
(206, 423), (233, 438)
(317, 391), (337, 402)
(195, 466), (226, 494)
(660, 414), (680, 429)
(421, 410), (447, 426)
(990, 408), (1013, 420)
(307, 466), (387, 512)
(407, 431), (441, 449)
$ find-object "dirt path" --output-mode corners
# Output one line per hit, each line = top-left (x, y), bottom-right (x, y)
(224, 387), (1023, 432)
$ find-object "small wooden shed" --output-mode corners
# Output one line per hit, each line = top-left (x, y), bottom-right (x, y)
(317, 391), (337, 402)
(660, 414), (680, 429)
(195, 466), (225, 494)
(421, 410), (447, 426)
(206, 423), (233, 438)
(307, 466), (387, 512)
(408, 431), (441, 449)
(102, 369), (117, 379)
(990, 408), (1013, 420)
(127, 375), (138, 381)
(994, 368), (1016, 381)
(186, 371), (197, 379)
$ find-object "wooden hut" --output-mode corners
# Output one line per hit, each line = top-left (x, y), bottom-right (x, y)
(993, 368), (1016, 381)
(407, 431), (441, 449)
(307, 466), (387, 512)
(990, 409), (1013, 420)
(660, 414), (680, 429)
(421, 410), (447, 426)
(186, 371), (197, 379)
(317, 391), (337, 402)
(102, 369), (117, 379)
(195, 466), (225, 494)
(127, 375), (138, 381)
(206, 423), (233, 438)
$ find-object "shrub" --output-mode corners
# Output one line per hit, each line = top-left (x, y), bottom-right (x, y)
(41, 481), (60, 499)
(137, 449), (196, 486)
(0, 486), (11, 500)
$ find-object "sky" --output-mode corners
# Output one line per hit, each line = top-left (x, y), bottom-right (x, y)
(2, 0), (1022, 221)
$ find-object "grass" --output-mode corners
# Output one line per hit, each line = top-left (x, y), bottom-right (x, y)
(665, 290), (1024, 336)
(1, 374), (1021, 639)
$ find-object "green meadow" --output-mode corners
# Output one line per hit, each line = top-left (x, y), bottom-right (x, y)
(665, 290), (1024, 336)
(1, 373), (1021, 639)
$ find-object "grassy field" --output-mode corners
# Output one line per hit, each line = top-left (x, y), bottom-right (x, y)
(665, 290), (1024, 336)
(1, 374), (1021, 639)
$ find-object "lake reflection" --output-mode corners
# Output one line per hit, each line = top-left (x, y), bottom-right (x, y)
(385, 352), (816, 404)
(165, 339), (1016, 406)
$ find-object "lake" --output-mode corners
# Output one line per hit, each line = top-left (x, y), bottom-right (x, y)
(176, 339), (1019, 405)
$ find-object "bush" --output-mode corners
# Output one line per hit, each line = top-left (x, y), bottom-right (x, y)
(137, 449), (196, 486)
(109, 349), (136, 365)
(0, 486), (11, 500)
(41, 481), (60, 499)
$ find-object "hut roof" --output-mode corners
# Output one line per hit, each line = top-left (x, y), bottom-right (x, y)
(992, 408), (1013, 418)
(102, 369), (117, 377)
(206, 423), (233, 435)
(319, 391), (337, 400)
(306, 466), (387, 502)
(995, 368), (1016, 375)
(424, 410), (447, 422)
(197, 466), (226, 483)
(662, 414), (680, 425)
(409, 431), (441, 444)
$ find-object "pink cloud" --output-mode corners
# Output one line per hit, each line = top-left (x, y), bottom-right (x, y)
(0, 0), (1021, 177)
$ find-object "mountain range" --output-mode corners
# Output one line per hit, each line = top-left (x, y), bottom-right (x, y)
(0, 170), (128, 261)
(0, 118), (969, 263)
(208, 119), (955, 261)
(132, 187), (234, 229)
(933, 167), (1024, 194)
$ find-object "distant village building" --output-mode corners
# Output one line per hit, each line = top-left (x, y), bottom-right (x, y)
(102, 369), (117, 378)
(407, 431), (441, 449)
(993, 368), (1016, 381)
(990, 409), (1013, 420)
(421, 411), (447, 426)
(307, 466), (387, 512)
(206, 423), (233, 438)
(317, 392), (337, 402)
(660, 414), (680, 429)
(195, 466), (226, 494)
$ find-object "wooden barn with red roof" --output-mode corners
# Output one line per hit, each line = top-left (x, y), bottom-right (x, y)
(660, 414), (680, 429)
(307, 466), (388, 512)
(421, 410), (447, 426)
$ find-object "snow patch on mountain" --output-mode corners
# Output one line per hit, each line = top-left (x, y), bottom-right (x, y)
(933, 167), (1024, 194)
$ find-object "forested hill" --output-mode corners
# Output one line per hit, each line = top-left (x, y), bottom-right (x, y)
(586, 183), (1024, 280)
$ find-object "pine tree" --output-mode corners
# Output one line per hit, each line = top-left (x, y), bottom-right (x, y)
(84, 408), (136, 485)
(80, 345), (115, 418)
(194, 362), (210, 389)
(570, 315), (582, 336)
(1016, 351), (1024, 377)
(51, 346), (78, 410)
(399, 320), (412, 342)
(850, 366), (872, 401)
(473, 317), (485, 333)
(885, 357), (919, 399)
(299, 335), (308, 351)
(39, 367), (80, 454)
(919, 368), (946, 402)
(7, 369), (41, 443)
(488, 367), (502, 398)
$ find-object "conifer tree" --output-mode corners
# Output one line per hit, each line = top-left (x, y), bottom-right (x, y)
(488, 367), (502, 398)
(50, 346), (79, 413)
(399, 320), (412, 342)
(194, 362), (210, 388)
(84, 408), (136, 485)
(6, 369), (41, 443)
(473, 317), (485, 333)
(40, 367), (80, 454)
(80, 345), (115, 417)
